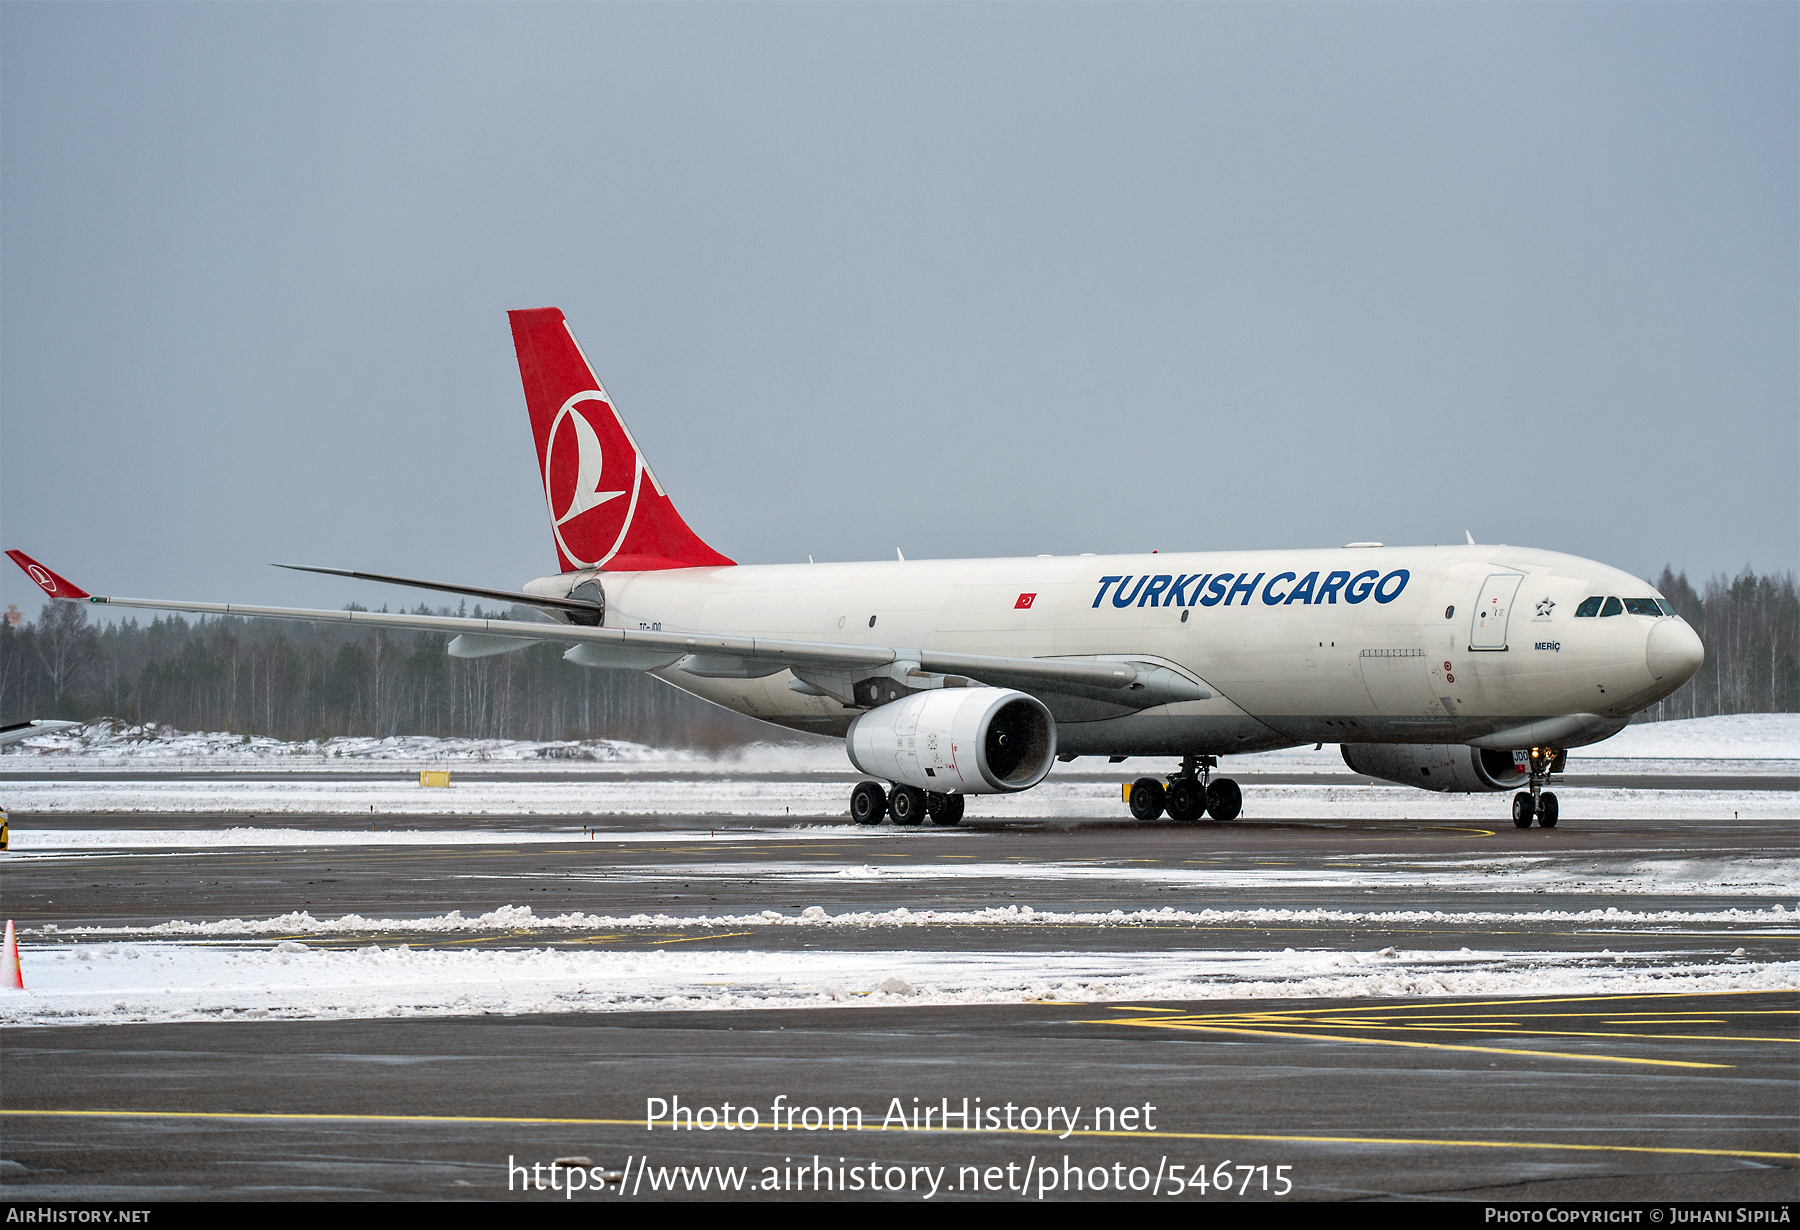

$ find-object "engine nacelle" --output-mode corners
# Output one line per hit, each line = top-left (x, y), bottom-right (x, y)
(847, 687), (1056, 794)
(1340, 743), (1524, 793)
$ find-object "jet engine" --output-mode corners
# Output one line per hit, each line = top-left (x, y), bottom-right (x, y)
(847, 687), (1056, 794)
(1340, 743), (1524, 793)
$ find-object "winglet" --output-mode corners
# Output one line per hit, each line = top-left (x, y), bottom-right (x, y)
(5, 551), (92, 600)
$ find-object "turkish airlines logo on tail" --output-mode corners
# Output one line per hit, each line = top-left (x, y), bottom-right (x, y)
(545, 392), (640, 569)
(25, 564), (56, 595)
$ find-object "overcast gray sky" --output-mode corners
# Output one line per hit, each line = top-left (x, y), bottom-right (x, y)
(3, 3), (1794, 621)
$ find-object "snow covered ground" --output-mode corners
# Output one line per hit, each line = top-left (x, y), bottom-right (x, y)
(31, 899), (1799, 939)
(0, 724), (839, 773)
(2, 858), (1791, 1026)
(2, 713), (1795, 775)
(3, 928), (1790, 1028)
(1, 714), (1790, 1028)
(1574, 713), (1800, 760)
(0, 714), (1791, 820)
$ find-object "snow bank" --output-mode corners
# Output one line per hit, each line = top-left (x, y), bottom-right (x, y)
(33, 900), (1796, 939)
(3, 937), (1789, 1027)
(5, 714), (1794, 773)
(1576, 713), (1800, 761)
(0, 724), (846, 774)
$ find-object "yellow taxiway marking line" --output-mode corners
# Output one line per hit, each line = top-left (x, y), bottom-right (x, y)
(1084, 992), (1795, 1067)
(1129, 1004), (1792, 1032)
(418, 935), (525, 947)
(4, 1110), (1793, 1162)
(378, 933), (636, 948)
(1205, 990), (1777, 1016)
(1222, 1019), (1779, 1046)
(1382, 1026), (1779, 1045)
(1289, 1009), (1794, 1024)
(648, 931), (755, 946)
(1293, 1014), (1775, 1028)
(1087, 1018), (1730, 1069)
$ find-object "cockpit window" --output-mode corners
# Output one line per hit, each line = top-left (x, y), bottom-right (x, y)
(1657, 599), (1676, 617)
(1575, 597), (1603, 617)
(1600, 596), (1623, 617)
(1623, 598), (1664, 616)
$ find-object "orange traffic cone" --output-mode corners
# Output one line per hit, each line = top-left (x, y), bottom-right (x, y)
(4, 920), (22, 990)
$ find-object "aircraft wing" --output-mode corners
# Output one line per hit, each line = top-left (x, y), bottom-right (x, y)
(5, 552), (1209, 711)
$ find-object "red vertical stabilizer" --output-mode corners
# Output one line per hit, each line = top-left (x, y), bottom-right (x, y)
(509, 308), (734, 574)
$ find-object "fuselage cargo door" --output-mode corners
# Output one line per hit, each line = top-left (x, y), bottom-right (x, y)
(1469, 573), (1524, 651)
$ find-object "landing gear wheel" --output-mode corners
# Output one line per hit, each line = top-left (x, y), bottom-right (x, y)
(1165, 777), (1205, 823)
(1512, 792), (1535, 828)
(850, 780), (887, 825)
(926, 792), (964, 826)
(1205, 778), (1243, 821)
(889, 784), (926, 826)
(1536, 792), (1559, 828)
(1128, 777), (1166, 821)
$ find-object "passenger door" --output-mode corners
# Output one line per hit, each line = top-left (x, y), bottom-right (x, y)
(1468, 574), (1524, 651)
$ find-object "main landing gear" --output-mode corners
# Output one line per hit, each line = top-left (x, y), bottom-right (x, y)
(1128, 755), (1241, 823)
(850, 780), (964, 826)
(1511, 747), (1563, 829)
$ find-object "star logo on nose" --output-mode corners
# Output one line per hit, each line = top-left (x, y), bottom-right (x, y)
(1535, 597), (1556, 617)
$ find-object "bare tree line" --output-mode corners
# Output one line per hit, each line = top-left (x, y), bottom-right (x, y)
(0, 602), (778, 749)
(2, 565), (1793, 745)
(1638, 566), (1799, 720)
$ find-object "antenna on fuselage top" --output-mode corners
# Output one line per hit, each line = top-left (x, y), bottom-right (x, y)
(1465, 531), (1476, 545)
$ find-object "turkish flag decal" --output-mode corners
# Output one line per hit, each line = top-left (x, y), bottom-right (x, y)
(1015, 593), (1037, 609)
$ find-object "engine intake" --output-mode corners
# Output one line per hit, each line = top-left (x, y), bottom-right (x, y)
(1340, 743), (1523, 793)
(847, 687), (1056, 794)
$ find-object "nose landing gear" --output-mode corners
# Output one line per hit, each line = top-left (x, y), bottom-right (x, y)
(1128, 756), (1241, 822)
(1511, 747), (1563, 828)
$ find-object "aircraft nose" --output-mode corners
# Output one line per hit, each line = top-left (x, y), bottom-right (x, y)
(1646, 618), (1704, 685)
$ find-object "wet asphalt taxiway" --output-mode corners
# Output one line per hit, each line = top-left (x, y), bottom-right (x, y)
(1, 797), (1795, 1201)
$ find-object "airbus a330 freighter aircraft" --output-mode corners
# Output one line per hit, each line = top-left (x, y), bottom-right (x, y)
(8, 308), (1705, 829)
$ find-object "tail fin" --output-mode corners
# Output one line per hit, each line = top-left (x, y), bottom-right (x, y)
(509, 308), (734, 573)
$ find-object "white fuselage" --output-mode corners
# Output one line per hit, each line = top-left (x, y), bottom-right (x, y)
(566, 544), (1694, 758)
